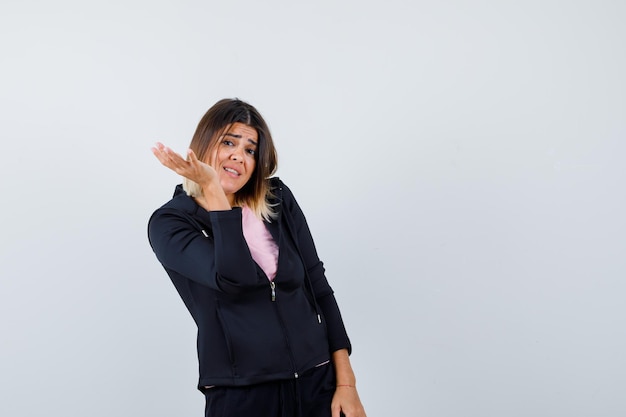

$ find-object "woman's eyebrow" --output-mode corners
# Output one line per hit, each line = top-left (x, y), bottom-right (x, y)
(224, 132), (257, 146)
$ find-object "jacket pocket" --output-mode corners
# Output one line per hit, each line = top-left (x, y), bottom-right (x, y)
(215, 301), (238, 375)
(215, 296), (291, 378)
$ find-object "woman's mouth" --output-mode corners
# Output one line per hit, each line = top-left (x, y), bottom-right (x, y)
(224, 167), (240, 176)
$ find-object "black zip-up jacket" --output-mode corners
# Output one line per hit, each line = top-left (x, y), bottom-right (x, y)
(148, 178), (351, 389)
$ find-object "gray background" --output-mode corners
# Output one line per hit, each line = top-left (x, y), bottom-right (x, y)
(1, 1), (625, 416)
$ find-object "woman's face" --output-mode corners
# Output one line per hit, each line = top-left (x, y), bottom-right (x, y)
(208, 122), (258, 204)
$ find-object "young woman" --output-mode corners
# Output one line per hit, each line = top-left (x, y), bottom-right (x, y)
(148, 98), (366, 417)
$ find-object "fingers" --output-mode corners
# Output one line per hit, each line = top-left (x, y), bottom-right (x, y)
(152, 144), (217, 186)
(152, 143), (189, 173)
(187, 148), (199, 163)
(331, 391), (366, 417)
(151, 142), (165, 158)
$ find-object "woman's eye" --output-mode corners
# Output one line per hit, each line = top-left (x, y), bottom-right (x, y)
(246, 149), (256, 156)
(222, 140), (234, 146)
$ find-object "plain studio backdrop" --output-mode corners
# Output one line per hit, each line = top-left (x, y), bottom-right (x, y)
(1, 1), (624, 416)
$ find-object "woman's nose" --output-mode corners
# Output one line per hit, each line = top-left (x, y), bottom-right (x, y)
(230, 147), (243, 161)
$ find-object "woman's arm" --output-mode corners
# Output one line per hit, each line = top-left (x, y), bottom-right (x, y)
(279, 181), (352, 351)
(278, 181), (366, 415)
(332, 349), (367, 417)
(149, 143), (259, 292)
(149, 207), (260, 293)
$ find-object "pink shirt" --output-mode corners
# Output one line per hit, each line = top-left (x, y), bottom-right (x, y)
(241, 206), (279, 281)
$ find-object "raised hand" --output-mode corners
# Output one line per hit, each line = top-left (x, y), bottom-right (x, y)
(152, 142), (218, 185)
(152, 142), (231, 210)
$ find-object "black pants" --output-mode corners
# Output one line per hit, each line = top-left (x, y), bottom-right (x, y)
(203, 363), (336, 417)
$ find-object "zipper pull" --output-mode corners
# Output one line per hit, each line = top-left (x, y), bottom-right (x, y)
(270, 281), (276, 301)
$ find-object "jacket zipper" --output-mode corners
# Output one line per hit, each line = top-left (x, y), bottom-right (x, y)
(266, 182), (307, 379)
(269, 280), (299, 379)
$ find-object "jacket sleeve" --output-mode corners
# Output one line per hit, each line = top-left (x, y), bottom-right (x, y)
(148, 205), (260, 293)
(280, 181), (353, 354)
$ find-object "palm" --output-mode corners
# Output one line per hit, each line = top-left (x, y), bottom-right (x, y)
(152, 142), (217, 185)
